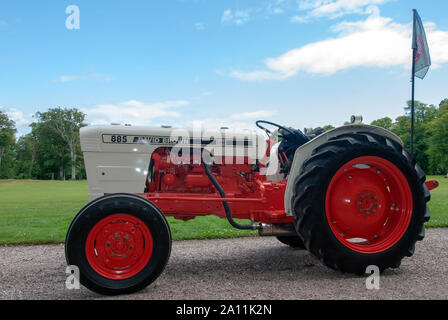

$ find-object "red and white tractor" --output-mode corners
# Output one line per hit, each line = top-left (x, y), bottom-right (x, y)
(65, 118), (439, 295)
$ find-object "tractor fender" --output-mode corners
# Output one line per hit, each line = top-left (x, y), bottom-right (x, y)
(284, 124), (403, 216)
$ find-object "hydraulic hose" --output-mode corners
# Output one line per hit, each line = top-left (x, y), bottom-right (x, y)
(203, 161), (260, 231)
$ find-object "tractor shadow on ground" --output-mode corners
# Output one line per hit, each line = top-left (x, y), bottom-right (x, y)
(62, 240), (404, 300)
(160, 241), (403, 282)
(127, 241), (404, 299)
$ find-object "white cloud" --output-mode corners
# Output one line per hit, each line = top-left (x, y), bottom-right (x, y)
(5, 108), (31, 127)
(2, 103), (275, 137)
(231, 14), (448, 81)
(54, 73), (114, 83)
(290, 15), (308, 23)
(230, 110), (275, 120)
(221, 0), (292, 26)
(294, 0), (390, 21)
(195, 22), (206, 30)
(56, 75), (80, 83)
(266, 0), (288, 15)
(220, 0), (390, 26)
(0, 20), (7, 27)
(184, 110), (276, 133)
(84, 100), (189, 126)
(230, 70), (291, 81)
(221, 9), (252, 25)
(183, 118), (259, 133)
(1, 107), (33, 136)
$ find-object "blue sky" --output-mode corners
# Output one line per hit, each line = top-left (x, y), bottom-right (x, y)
(1, 0), (447, 135)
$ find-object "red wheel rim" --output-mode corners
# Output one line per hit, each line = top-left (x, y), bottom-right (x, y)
(325, 156), (413, 254)
(85, 214), (153, 280)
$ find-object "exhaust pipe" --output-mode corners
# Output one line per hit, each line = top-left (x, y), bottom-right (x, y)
(258, 223), (298, 237)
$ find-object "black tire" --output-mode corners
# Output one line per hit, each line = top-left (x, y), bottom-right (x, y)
(276, 236), (306, 249)
(65, 193), (172, 295)
(291, 132), (430, 275)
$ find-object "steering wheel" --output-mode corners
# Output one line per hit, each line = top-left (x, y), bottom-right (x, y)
(256, 120), (296, 138)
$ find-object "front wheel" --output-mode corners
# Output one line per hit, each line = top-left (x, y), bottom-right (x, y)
(65, 194), (172, 295)
(291, 132), (430, 274)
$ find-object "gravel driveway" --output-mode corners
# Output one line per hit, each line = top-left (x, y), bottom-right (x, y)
(1, 229), (447, 300)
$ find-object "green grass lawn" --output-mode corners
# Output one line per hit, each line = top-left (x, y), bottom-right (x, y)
(0, 177), (447, 245)
(426, 176), (448, 227)
(0, 180), (256, 245)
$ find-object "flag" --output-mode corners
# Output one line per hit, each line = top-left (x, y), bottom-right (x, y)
(412, 9), (431, 79)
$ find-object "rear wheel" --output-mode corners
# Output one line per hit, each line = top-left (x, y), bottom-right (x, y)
(291, 132), (430, 274)
(65, 194), (171, 295)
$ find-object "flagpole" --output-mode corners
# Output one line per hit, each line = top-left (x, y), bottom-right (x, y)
(410, 9), (416, 155)
(411, 49), (416, 155)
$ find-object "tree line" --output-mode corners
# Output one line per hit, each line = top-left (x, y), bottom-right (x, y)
(0, 108), (86, 180)
(371, 98), (448, 175)
(0, 99), (447, 180)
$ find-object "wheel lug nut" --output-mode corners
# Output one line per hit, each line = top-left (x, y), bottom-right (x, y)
(377, 170), (381, 174)
(360, 195), (365, 200)
(372, 209), (376, 213)
(111, 253), (115, 257)
(114, 233), (119, 239)
(357, 202), (362, 206)
(360, 209), (364, 213)
(125, 235), (130, 240)
(366, 192), (370, 197)
(122, 254), (126, 259)
(391, 203), (396, 207)
(372, 196), (376, 200)
(373, 234), (378, 239)
(374, 203), (379, 207)
(106, 242), (111, 247)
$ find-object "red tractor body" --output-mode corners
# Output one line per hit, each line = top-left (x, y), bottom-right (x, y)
(143, 147), (291, 224)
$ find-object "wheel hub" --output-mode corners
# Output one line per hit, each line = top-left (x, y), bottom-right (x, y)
(85, 214), (153, 280)
(325, 156), (413, 254)
(357, 191), (379, 212)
